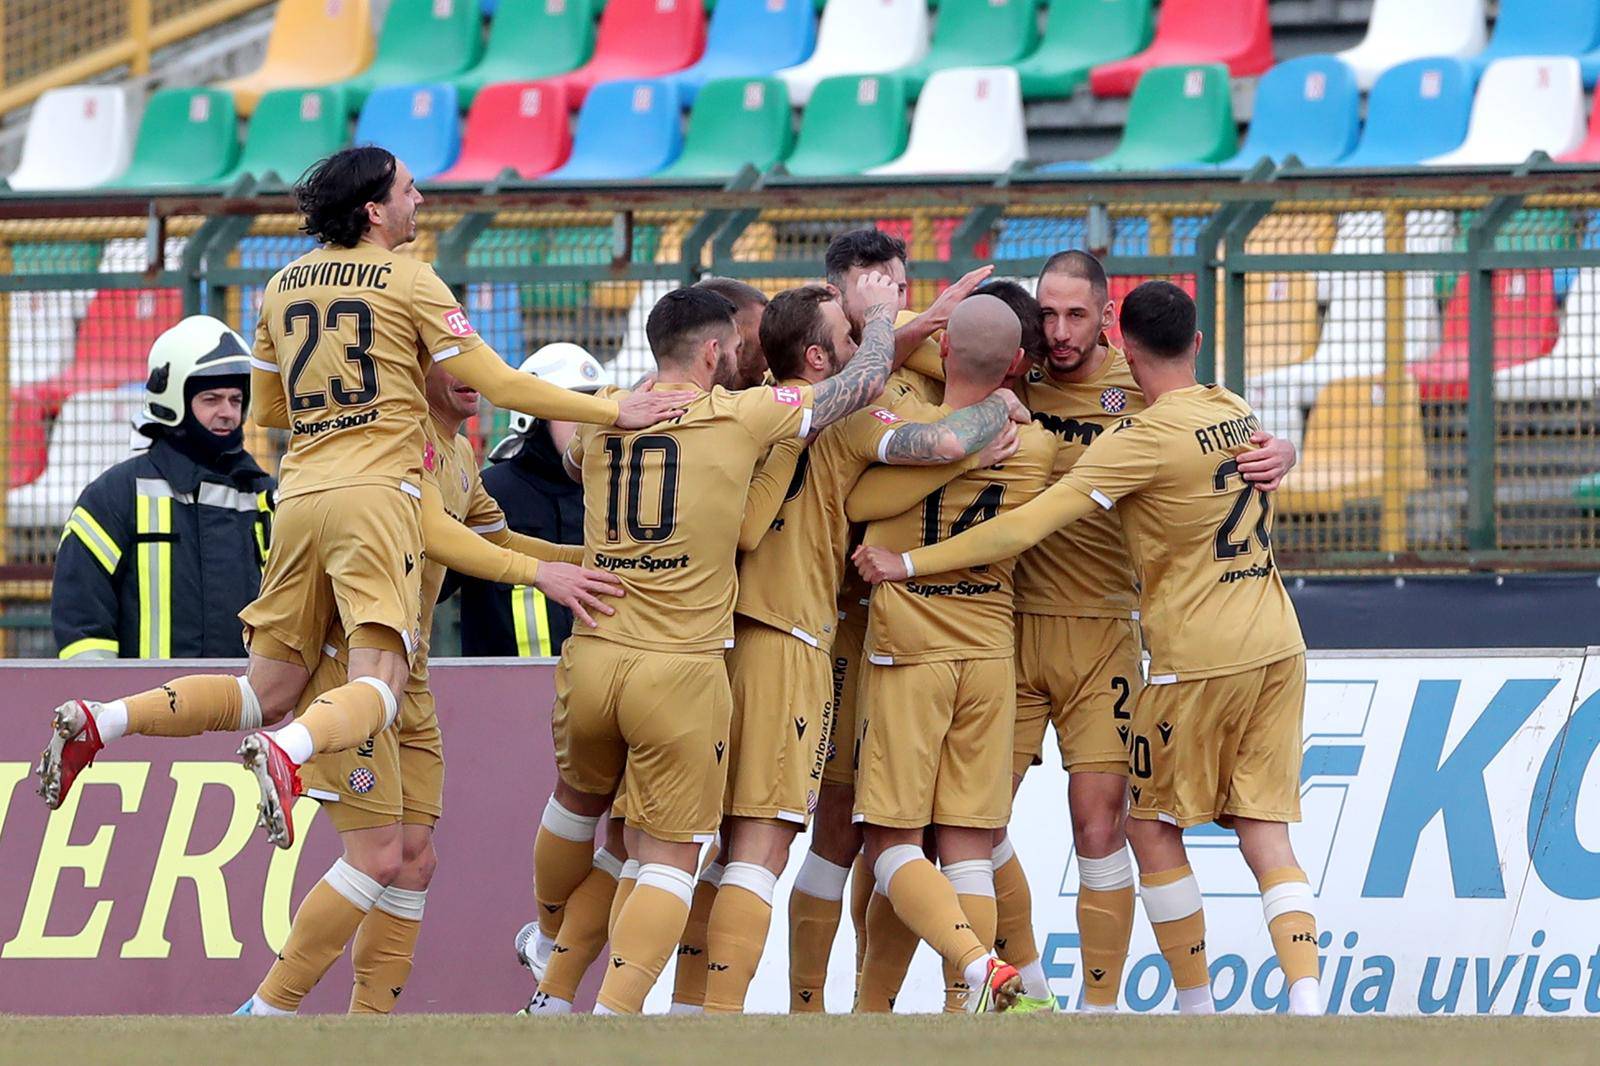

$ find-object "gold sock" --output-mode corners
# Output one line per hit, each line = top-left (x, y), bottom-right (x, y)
(123, 675), (244, 737)
(884, 857), (986, 974)
(1142, 866), (1209, 993)
(1261, 866), (1319, 985)
(541, 864), (618, 1002)
(993, 852), (1037, 968)
(788, 890), (842, 1012)
(671, 874), (719, 1008)
(534, 828), (597, 939)
(597, 874), (692, 1014)
(703, 883), (773, 1014)
(941, 892), (997, 1012)
(849, 852), (873, 983)
(349, 904), (422, 1014)
(608, 870), (638, 938)
(1078, 885), (1135, 1008)
(856, 889), (920, 1013)
(255, 876), (372, 1011)
(297, 681), (388, 756)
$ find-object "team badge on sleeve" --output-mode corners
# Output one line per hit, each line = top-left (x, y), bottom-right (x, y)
(423, 440), (437, 472)
(348, 768), (376, 795)
(872, 409), (902, 424)
(1100, 387), (1127, 413)
(773, 385), (804, 406)
(443, 307), (476, 337)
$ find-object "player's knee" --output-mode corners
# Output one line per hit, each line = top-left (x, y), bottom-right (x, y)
(401, 838), (439, 888)
(1071, 808), (1126, 857)
(552, 778), (612, 818)
(345, 838), (405, 888)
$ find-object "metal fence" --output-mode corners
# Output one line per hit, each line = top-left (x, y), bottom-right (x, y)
(3, 165), (1600, 650)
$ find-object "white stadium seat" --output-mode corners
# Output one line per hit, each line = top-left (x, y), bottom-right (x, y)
(612, 280), (680, 386)
(7, 384), (145, 530)
(8, 291), (81, 387)
(1336, 0), (1487, 91)
(1495, 267), (1600, 402)
(5, 86), (139, 191)
(1427, 57), (1587, 166)
(775, 0), (929, 107)
(869, 67), (1028, 176)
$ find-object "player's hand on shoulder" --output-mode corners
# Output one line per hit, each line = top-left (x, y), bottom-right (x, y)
(535, 562), (625, 628)
(993, 386), (1030, 425)
(975, 422), (1020, 469)
(614, 385), (688, 429)
(1238, 429), (1296, 493)
(853, 544), (909, 585)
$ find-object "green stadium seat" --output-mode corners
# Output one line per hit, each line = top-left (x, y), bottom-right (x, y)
(1061, 63), (1236, 171)
(659, 77), (793, 178)
(110, 88), (239, 187)
(897, 0), (1038, 97)
(782, 74), (908, 176)
(217, 87), (349, 186)
(332, 0), (484, 111)
(1017, 0), (1152, 100)
(451, 0), (596, 106)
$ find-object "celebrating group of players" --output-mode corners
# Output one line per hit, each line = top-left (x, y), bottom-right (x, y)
(36, 142), (1325, 1018)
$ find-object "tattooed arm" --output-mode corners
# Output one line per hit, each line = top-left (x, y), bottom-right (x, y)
(880, 391), (1013, 465)
(809, 272), (902, 432)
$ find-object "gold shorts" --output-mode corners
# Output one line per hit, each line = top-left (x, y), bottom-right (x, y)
(824, 600), (869, 788)
(551, 636), (732, 844)
(1127, 654), (1306, 829)
(240, 485), (424, 671)
(854, 656), (1015, 830)
(297, 650), (444, 832)
(724, 617), (832, 825)
(1014, 614), (1142, 777)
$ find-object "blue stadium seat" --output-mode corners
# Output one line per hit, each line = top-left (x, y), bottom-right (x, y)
(992, 216), (1151, 261)
(543, 80), (684, 180)
(353, 83), (462, 180)
(1221, 56), (1360, 169)
(665, 0), (816, 105)
(466, 284), (524, 365)
(1339, 58), (1477, 167)
(237, 236), (318, 334)
(1474, 0), (1600, 78)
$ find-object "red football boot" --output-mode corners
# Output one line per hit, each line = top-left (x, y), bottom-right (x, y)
(238, 732), (303, 849)
(37, 700), (105, 809)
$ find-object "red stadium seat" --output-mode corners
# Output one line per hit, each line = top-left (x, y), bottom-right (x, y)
(436, 81), (573, 182)
(550, 0), (707, 107)
(1409, 270), (1559, 401)
(1089, 0), (1273, 97)
(1560, 86), (1600, 162)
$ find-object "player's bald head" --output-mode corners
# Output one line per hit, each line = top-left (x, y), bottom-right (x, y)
(945, 294), (1021, 386)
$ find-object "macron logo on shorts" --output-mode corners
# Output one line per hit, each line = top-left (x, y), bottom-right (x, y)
(443, 308), (476, 337)
(772, 386), (803, 406)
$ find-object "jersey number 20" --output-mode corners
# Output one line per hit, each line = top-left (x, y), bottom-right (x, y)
(1212, 457), (1271, 560)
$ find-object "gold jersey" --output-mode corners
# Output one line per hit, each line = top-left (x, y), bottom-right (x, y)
(735, 386), (905, 648)
(1014, 349), (1144, 619)
(253, 244), (485, 501)
(863, 414), (1055, 664)
(888, 310), (945, 406)
(568, 381), (813, 654)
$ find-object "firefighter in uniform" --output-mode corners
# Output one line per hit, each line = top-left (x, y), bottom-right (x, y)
(52, 315), (277, 660)
(454, 343), (604, 658)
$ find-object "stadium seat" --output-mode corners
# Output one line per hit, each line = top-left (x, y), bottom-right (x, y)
(1088, 0), (1272, 97)
(216, 87), (348, 186)
(1016, 0), (1152, 101)
(1409, 270), (1560, 401)
(664, 0), (816, 104)
(614, 281), (682, 382)
(1334, 0), (1486, 91)
(869, 67), (1026, 176)
(220, 0), (376, 115)
(238, 236), (318, 333)
(1045, 64), (1236, 171)
(549, 0), (708, 107)
(1561, 85), (1600, 162)
(436, 82), (573, 182)
(7, 385), (145, 531)
(991, 216), (1152, 261)
(465, 282), (525, 365)
(1470, 0), (1600, 76)
(659, 78), (792, 178)
(354, 84), (462, 181)
(1496, 268), (1600, 402)
(110, 88), (238, 187)
(331, 0), (483, 112)
(1339, 58), (1477, 168)
(1228, 213), (1337, 377)
(1221, 56), (1360, 169)
(6, 87), (137, 190)
(1248, 210), (1456, 449)
(8, 241), (100, 390)
(781, 74), (909, 176)
(543, 80), (684, 180)
(775, 0), (929, 106)
(450, 0), (595, 105)
(1275, 375), (1428, 515)
(896, 0), (1038, 97)
(1427, 57), (1587, 166)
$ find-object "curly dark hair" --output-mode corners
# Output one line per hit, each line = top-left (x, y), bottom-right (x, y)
(295, 146), (398, 248)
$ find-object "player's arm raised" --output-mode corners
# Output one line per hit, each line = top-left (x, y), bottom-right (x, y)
(808, 272), (905, 431)
(845, 423), (1020, 523)
(893, 264), (994, 364)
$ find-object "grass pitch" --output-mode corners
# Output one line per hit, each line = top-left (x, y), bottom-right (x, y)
(4, 1014), (1596, 1066)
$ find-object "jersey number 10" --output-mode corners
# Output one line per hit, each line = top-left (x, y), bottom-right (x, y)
(603, 434), (681, 543)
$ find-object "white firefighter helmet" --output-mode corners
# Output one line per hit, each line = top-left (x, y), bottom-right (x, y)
(142, 315), (252, 427)
(506, 342), (608, 436)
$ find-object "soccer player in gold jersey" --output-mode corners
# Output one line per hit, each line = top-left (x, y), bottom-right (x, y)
(36, 147), (680, 848)
(530, 274), (924, 1015)
(857, 280), (1321, 1016)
